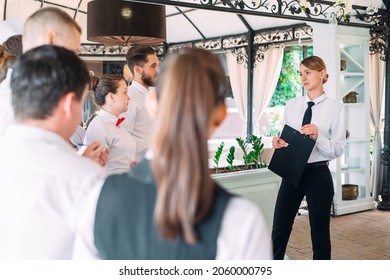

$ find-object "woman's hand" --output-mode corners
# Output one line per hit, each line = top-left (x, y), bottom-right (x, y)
(272, 136), (288, 149)
(301, 124), (318, 140)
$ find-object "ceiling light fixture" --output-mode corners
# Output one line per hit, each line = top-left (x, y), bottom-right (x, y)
(87, 0), (166, 46)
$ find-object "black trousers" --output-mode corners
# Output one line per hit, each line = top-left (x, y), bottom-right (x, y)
(271, 165), (334, 260)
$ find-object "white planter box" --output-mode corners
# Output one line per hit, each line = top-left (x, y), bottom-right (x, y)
(212, 168), (281, 232)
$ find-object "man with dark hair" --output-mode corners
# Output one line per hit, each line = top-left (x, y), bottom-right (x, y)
(0, 45), (106, 259)
(121, 44), (159, 160)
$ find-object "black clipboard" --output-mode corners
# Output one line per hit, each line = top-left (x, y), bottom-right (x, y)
(268, 124), (315, 186)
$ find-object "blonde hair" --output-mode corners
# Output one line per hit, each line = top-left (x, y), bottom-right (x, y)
(152, 48), (227, 244)
(301, 55), (329, 84)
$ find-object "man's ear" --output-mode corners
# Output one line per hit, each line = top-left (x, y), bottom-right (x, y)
(145, 88), (158, 119)
(62, 92), (76, 119)
(134, 64), (143, 76)
(213, 103), (227, 128)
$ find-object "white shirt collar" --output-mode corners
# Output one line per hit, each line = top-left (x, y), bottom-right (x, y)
(6, 124), (73, 151)
(129, 81), (149, 96)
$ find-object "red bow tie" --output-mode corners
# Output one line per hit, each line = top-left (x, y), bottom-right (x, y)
(116, 117), (125, 127)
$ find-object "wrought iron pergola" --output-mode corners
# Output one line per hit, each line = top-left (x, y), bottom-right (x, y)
(78, 0), (390, 210)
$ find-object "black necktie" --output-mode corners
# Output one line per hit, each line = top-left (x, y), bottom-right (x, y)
(302, 101), (315, 126)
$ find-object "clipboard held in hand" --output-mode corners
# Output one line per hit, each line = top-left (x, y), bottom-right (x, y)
(268, 124), (315, 186)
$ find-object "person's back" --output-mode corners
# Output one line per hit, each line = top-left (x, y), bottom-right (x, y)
(73, 48), (272, 260)
(0, 127), (104, 259)
(0, 45), (105, 259)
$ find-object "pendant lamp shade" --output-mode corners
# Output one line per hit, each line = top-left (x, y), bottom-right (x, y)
(87, 0), (166, 46)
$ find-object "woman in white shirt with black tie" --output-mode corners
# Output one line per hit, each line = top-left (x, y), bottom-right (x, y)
(84, 74), (137, 174)
(271, 56), (346, 260)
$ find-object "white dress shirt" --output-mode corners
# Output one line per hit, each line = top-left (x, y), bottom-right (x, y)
(283, 93), (346, 162)
(120, 81), (153, 161)
(84, 109), (136, 174)
(72, 152), (273, 260)
(0, 69), (15, 136)
(0, 125), (106, 259)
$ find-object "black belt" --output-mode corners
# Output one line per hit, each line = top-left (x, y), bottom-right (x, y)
(306, 161), (329, 168)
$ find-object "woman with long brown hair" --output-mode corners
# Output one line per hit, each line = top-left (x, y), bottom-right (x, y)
(73, 48), (272, 260)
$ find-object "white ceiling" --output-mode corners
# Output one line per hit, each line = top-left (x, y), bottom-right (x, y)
(0, 0), (386, 45)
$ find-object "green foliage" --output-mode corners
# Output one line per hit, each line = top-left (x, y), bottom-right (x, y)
(270, 50), (301, 107)
(212, 135), (267, 173)
(236, 137), (250, 168)
(249, 135), (264, 169)
(270, 47), (314, 107)
(226, 146), (235, 171)
(213, 141), (225, 173)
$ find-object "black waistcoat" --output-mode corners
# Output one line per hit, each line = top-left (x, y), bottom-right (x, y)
(94, 159), (232, 260)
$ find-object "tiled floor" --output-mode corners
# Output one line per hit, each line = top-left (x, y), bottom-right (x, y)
(286, 206), (390, 260)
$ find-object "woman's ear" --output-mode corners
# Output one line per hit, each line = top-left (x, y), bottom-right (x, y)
(145, 87), (158, 119)
(213, 103), (227, 128)
(106, 92), (115, 104)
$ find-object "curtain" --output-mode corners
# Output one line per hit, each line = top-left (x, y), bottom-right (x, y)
(252, 44), (285, 134)
(226, 48), (248, 137)
(369, 53), (385, 201)
(226, 45), (284, 137)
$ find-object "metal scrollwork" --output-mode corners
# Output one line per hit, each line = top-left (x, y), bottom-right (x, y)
(194, 39), (223, 50)
(222, 35), (249, 49)
(231, 47), (249, 68)
(369, 28), (387, 62)
(253, 24), (312, 45)
(368, 12), (389, 61)
(381, 150), (390, 166)
(80, 43), (164, 58)
(253, 44), (268, 67)
(167, 43), (193, 54)
(80, 44), (129, 57)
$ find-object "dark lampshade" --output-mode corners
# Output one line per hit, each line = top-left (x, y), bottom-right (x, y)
(87, 0), (166, 46)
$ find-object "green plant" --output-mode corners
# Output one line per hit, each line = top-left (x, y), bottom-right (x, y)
(213, 141), (225, 173)
(236, 137), (250, 169)
(270, 48), (313, 107)
(226, 146), (235, 171)
(248, 135), (264, 169)
(212, 134), (266, 173)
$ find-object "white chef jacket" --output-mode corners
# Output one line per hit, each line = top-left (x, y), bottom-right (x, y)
(84, 109), (136, 174)
(120, 81), (153, 161)
(0, 125), (106, 259)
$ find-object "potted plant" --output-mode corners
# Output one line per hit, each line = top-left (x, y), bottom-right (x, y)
(212, 135), (267, 174)
(210, 135), (281, 232)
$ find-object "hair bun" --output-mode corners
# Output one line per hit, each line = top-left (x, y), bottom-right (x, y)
(89, 75), (99, 91)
